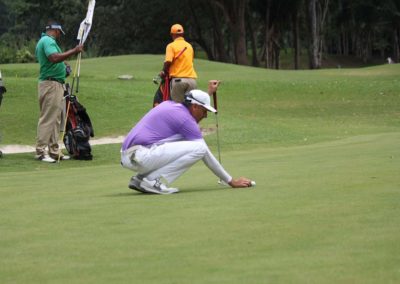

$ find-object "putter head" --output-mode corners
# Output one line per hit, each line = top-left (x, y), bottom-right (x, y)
(153, 75), (161, 85)
(217, 180), (228, 186)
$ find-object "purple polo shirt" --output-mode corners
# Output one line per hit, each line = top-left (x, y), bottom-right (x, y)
(122, 101), (202, 150)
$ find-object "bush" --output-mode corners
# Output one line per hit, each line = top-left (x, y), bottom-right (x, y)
(0, 34), (37, 64)
(16, 48), (34, 63)
(0, 46), (15, 63)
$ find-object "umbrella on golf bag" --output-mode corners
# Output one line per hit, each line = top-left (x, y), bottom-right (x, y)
(63, 83), (94, 160)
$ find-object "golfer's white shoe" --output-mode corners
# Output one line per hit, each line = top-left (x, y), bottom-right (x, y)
(59, 155), (71, 160)
(140, 178), (179, 195)
(35, 154), (56, 163)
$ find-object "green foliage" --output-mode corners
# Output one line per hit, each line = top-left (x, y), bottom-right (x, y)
(0, 33), (36, 63)
(15, 47), (34, 63)
(0, 45), (15, 63)
(1, 0), (399, 65)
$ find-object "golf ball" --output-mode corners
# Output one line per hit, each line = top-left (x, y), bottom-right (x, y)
(250, 181), (256, 186)
(218, 180), (228, 186)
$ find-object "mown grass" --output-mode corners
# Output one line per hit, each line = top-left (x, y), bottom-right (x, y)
(0, 56), (399, 147)
(1, 133), (399, 283)
(0, 56), (399, 283)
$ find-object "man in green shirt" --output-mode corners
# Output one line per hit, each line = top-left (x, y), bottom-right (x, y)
(35, 21), (83, 163)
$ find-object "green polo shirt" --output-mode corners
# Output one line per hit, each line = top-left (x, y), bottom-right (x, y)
(35, 33), (66, 82)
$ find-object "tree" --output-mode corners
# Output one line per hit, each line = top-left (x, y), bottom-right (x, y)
(381, 0), (400, 62)
(307, 0), (330, 69)
(214, 0), (249, 65)
(0, 0), (398, 68)
(186, 0), (231, 63)
(289, 0), (304, 69)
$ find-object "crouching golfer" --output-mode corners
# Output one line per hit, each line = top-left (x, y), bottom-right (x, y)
(120, 89), (253, 194)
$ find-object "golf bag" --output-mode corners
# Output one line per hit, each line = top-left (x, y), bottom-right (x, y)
(63, 84), (94, 160)
(152, 75), (170, 107)
(152, 46), (188, 107)
(153, 84), (163, 107)
(0, 72), (5, 158)
(0, 70), (6, 107)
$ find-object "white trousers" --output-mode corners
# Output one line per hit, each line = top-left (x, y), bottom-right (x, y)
(121, 140), (208, 183)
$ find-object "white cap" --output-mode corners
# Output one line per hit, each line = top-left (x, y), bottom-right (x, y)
(185, 90), (217, 113)
(46, 24), (65, 35)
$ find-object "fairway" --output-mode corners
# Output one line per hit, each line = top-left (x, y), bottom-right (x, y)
(1, 56), (400, 283)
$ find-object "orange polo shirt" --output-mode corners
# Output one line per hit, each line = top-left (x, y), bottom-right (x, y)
(165, 37), (197, 79)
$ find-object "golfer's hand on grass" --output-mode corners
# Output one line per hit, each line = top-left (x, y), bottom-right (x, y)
(208, 80), (221, 95)
(228, 177), (253, 188)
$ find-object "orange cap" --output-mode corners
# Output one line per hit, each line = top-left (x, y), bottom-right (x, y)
(170, 24), (184, 34)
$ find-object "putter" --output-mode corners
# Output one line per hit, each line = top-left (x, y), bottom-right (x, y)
(212, 91), (222, 165)
(211, 88), (226, 186)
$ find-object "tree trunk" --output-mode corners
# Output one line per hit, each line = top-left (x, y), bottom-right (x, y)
(263, 0), (272, 68)
(214, 0), (249, 65)
(308, 0), (320, 69)
(246, 6), (259, 67)
(307, 0), (329, 69)
(274, 40), (280, 69)
(293, 12), (300, 69)
(317, 0), (329, 65)
(343, 28), (349, 56)
(188, 3), (215, 61)
(393, 28), (400, 63)
(209, 3), (229, 63)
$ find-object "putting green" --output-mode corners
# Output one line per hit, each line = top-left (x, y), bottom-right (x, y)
(1, 132), (399, 283)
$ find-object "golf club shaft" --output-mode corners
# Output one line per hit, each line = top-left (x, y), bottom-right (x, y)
(59, 97), (71, 163)
(76, 52), (82, 93)
(212, 92), (222, 164)
(214, 111), (222, 164)
(212, 92), (218, 110)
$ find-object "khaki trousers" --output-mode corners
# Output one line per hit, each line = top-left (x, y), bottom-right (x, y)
(36, 81), (64, 157)
(170, 78), (197, 102)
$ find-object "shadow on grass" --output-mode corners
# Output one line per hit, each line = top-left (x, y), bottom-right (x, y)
(103, 186), (223, 198)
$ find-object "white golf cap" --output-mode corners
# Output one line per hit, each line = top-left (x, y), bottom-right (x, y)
(185, 90), (217, 113)
(46, 23), (65, 35)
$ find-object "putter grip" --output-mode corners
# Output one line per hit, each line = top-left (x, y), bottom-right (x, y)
(212, 92), (218, 110)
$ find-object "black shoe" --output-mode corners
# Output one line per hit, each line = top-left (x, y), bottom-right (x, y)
(128, 175), (147, 193)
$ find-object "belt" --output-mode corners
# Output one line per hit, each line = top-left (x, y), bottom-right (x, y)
(46, 77), (65, 84)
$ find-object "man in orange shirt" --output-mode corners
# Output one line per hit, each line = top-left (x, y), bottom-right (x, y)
(160, 24), (197, 103)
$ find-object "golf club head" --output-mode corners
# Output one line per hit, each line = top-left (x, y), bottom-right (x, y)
(217, 180), (228, 186)
(153, 75), (161, 85)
